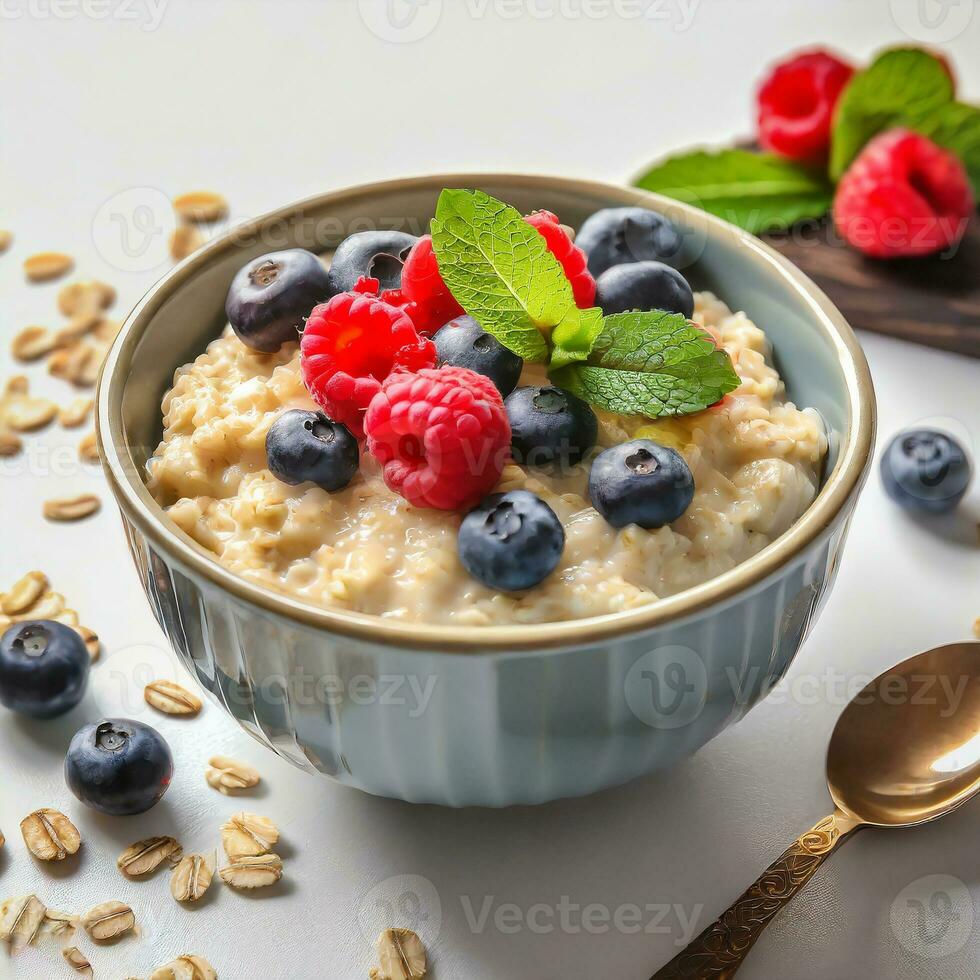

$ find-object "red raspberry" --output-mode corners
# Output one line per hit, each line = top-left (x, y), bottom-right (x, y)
(364, 366), (511, 511)
(300, 277), (436, 438)
(833, 129), (974, 259)
(757, 50), (854, 162)
(524, 210), (596, 308)
(397, 235), (465, 335)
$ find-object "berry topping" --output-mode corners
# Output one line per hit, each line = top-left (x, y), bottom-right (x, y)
(880, 429), (972, 515)
(433, 314), (524, 397)
(457, 490), (565, 592)
(300, 280), (437, 438)
(833, 129), (975, 258)
(595, 260), (694, 318)
(523, 210), (596, 308)
(225, 249), (331, 353)
(364, 366), (511, 511)
(757, 49), (854, 162)
(0, 620), (89, 719)
(505, 385), (598, 468)
(397, 234), (465, 334)
(266, 409), (358, 492)
(325, 230), (418, 296)
(575, 206), (684, 278)
(589, 439), (694, 528)
(65, 718), (173, 815)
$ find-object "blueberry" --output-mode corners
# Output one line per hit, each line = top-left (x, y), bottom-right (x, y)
(266, 410), (358, 492)
(65, 718), (173, 816)
(589, 439), (694, 528)
(433, 315), (524, 396)
(0, 620), (89, 719)
(458, 490), (565, 591)
(595, 261), (694, 318)
(505, 385), (598, 468)
(226, 249), (331, 353)
(325, 230), (418, 295)
(576, 207), (684, 277)
(880, 429), (972, 515)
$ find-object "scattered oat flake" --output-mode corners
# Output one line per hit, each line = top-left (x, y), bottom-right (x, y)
(170, 223), (205, 261)
(24, 251), (74, 282)
(0, 230), (12, 253)
(79, 625), (100, 661)
(220, 812), (279, 859)
(20, 808), (81, 861)
(1, 570), (48, 615)
(171, 853), (214, 903)
(150, 954), (217, 980)
(79, 431), (100, 463)
(11, 325), (57, 362)
(55, 311), (101, 346)
(144, 679), (202, 716)
(219, 853), (282, 890)
(81, 901), (134, 942)
(0, 431), (21, 456)
(40, 908), (78, 940)
(173, 191), (227, 223)
(63, 945), (92, 975)
(58, 280), (116, 318)
(374, 927), (427, 980)
(0, 376), (58, 432)
(118, 836), (183, 877)
(0, 894), (47, 951)
(60, 397), (94, 428)
(206, 756), (260, 794)
(43, 494), (101, 522)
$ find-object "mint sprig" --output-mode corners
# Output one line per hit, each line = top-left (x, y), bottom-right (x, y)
(429, 189), (741, 421)
(633, 149), (834, 234)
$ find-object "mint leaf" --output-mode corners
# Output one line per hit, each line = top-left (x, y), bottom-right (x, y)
(431, 188), (591, 364)
(830, 47), (954, 181)
(551, 306), (604, 370)
(907, 100), (980, 197)
(633, 149), (832, 233)
(551, 311), (740, 418)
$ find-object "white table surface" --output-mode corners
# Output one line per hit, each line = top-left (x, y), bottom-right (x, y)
(2, 2), (980, 977)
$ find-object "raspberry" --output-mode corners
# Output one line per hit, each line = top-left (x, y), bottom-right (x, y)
(300, 277), (436, 438)
(833, 129), (974, 258)
(757, 50), (854, 161)
(524, 210), (596, 308)
(364, 366), (511, 511)
(397, 235), (465, 335)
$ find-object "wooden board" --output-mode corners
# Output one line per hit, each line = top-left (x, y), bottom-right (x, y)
(758, 217), (980, 358)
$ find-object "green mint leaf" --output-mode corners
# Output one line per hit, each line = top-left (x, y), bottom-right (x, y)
(906, 100), (980, 197)
(633, 149), (833, 234)
(430, 188), (580, 364)
(550, 306), (605, 370)
(830, 47), (954, 181)
(551, 311), (740, 418)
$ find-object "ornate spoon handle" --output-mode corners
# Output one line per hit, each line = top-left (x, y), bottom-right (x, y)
(651, 809), (863, 979)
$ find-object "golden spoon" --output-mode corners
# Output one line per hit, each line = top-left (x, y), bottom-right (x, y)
(652, 641), (980, 979)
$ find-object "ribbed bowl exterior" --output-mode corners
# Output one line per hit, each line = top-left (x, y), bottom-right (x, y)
(120, 506), (853, 807)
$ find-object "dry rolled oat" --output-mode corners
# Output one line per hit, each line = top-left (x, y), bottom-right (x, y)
(0, 894), (46, 951)
(79, 431), (100, 463)
(0, 230), (12, 253)
(1, 570), (48, 615)
(20, 808), (81, 861)
(144, 679), (202, 716)
(62, 945), (92, 975)
(81, 901), (134, 942)
(170, 853), (214, 903)
(24, 251), (73, 282)
(43, 494), (101, 522)
(173, 191), (227, 223)
(40, 908), (78, 939)
(372, 927), (427, 980)
(1, 376), (57, 431)
(150, 954), (217, 980)
(60, 397), (94, 429)
(78, 625), (100, 661)
(58, 280), (116, 318)
(219, 853), (282, 890)
(220, 812), (279, 859)
(11, 325), (57, 362)
(170, 224), (204, 261)
(117, 836), (183, 878)
(0, 431), (21, 456)
(205, 756), (260, 794)
(54, 312), (101, 347)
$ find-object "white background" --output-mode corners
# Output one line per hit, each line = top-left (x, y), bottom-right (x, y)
(2, 1), (980, 977)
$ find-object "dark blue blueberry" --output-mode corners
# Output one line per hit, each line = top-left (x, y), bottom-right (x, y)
(266, 410), (358, 492)
(505, 386), (598, 468)
(589, 439), (694, 528)
(576, 206), (684, 277)
(0, 620), (89, 719)
(226, 249), (331, 353)
(325, 230), (418, 295)
(433, 316), (524, 396)
(880, 429), (972, 515)
(595, 261), (694, 318)
(65, 718), (173, 816)
(458, 490), (565, 592)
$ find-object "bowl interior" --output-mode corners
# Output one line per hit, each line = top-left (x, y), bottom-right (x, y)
(101, 173), (873, 649)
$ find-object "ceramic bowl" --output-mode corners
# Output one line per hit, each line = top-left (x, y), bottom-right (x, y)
(97, 174), (875, 806)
